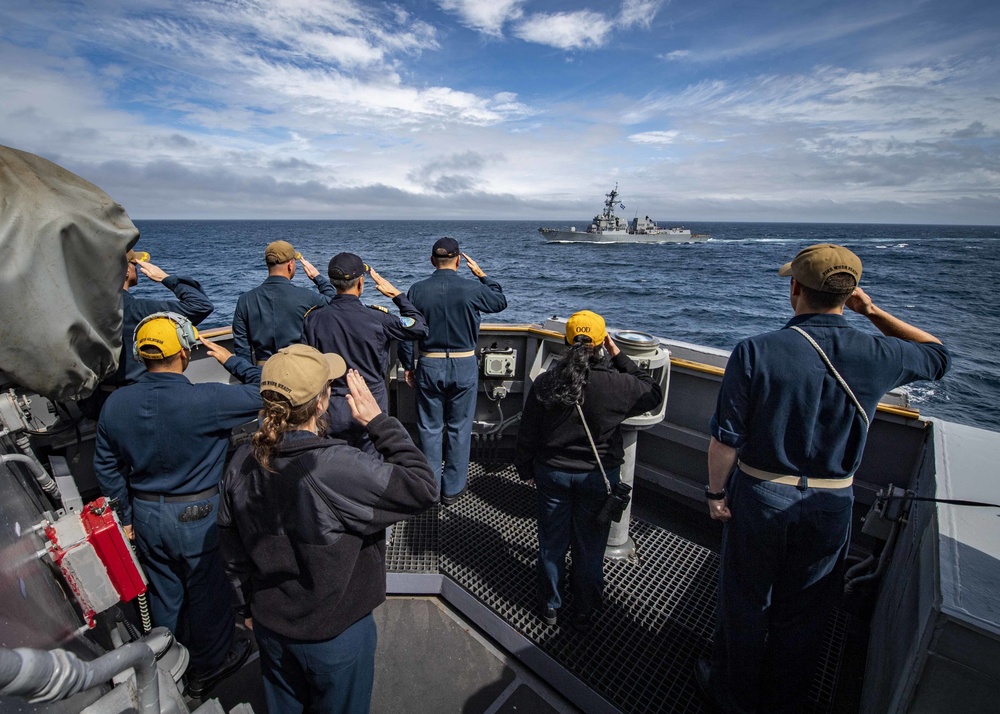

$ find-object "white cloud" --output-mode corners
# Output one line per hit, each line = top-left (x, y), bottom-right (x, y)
(513, 11), (614, 50)
(33, 1), (528, 134)
(1, 0), (997, 224)
(436, 0), (526, 36)
(662, 49), (690, 61)
(629, 130), (681, 145)
(610, 58), (1000, 213)
(441, 0), (667, 43)
(617, 0), (666, 29)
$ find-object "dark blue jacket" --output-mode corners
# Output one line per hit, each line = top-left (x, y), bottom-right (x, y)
(515, 352), (662, 478)
(94, 357), (261, 525)
(302, 293), (428, 394)
(114, 276), (214, 384)
(711, 312), (951, 478)
(218, 414), (438, 641)
(398, 270), (507, 368)
(232, 275), (336, 362)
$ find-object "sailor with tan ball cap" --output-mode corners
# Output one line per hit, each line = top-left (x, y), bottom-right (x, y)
(218, 343), (438, 713)
(232, 240), (337, 363)
(697, 243), (950, 713)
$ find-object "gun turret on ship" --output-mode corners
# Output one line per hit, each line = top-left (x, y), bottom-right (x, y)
(538, 184), (708, 244)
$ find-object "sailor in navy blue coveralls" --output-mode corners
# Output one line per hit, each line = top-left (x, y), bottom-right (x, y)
(80, 254), (215, 421)
(116, 255), (215, 385)
(232, 241), (336, 363)
(302, 253), (428, 452)
(700, 244), (950, 714)
(399, 239), (507, 502)
(94, 324), (262, 686)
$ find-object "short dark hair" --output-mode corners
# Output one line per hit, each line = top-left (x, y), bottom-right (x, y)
(799, 273), (856, 310)
(143, 348), (184, 371)
(431, 254), (459, 268)
(331, 276), (361, 292)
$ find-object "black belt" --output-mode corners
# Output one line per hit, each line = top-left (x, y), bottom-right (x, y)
(133, 485), (219, 503)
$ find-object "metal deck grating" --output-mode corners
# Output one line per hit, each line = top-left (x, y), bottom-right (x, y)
(387, 464), (849, 714)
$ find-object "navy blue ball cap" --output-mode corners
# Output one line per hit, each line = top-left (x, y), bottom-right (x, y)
(432, 237), (460, 258)
(328, 252), (369, 281)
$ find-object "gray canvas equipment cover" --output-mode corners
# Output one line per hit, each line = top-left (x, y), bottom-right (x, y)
(0, 145), (138, 400)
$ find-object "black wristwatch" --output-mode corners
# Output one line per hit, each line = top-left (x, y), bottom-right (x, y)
(704, 486), (726, 501)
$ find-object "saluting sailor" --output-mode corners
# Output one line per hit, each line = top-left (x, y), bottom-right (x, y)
(116, 249), (214, 385)
(81, 249), (216, 420)
(398, 238), (508, 505)
(232, 240), (336, 363)
(93, 313), (262, 699)
(698, 244), (950, 714)
(302, 252), (428, 453)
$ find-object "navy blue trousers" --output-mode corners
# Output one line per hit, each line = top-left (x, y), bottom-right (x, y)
(711, 469), (853, 714)
(535, 464), (618, 613)
(255, 613), (377, 714)
(131, 494), (235, 672)
(414, 356), (478, 498)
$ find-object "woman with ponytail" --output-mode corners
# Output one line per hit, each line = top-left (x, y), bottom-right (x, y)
(515, 311), (662, 630)
(217, 344), (438, 714)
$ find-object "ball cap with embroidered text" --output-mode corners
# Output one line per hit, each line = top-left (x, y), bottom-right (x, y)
(126, 249), (151, 263)
(565, 310), (607, 346)
(260, 344), (347, 407)
(328, 252), (370, 281)
(432, 237), (460, 258)
(778, 244), (862, 293)
(265, 240), (301, 265)
(136, 315), (191, 360)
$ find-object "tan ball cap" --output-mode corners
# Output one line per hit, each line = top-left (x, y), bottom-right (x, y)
(260, 344), (347, 406)
(265, 240), (299, 265)
(778, 244), (862, 293)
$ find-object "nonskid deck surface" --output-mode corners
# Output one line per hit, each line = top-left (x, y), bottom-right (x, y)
(387, 463), (849, 714)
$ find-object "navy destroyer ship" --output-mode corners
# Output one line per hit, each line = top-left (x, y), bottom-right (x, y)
(2, 147), (998, 714)
(539, 185), (707, 244)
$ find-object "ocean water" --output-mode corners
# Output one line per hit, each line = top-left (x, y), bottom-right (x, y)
(130, 220), (1000, 432)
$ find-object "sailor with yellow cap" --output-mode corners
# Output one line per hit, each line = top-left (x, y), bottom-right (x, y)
(514, 310), (662, 630)
(232, 240), (336, 363)
(117, 249), (215, 385)
(93, 312), (262, 698)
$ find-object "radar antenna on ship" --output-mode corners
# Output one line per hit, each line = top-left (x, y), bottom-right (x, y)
(603, 183), (624, 220)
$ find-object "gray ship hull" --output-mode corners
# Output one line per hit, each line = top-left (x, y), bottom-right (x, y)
(539, 227), (708, 244)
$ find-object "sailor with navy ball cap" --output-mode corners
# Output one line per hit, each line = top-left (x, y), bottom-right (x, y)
(398, 237), (508, 504)
(302, 251), (428, 454)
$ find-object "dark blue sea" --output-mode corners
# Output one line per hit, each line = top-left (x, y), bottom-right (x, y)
(130, 220), (1000, 433)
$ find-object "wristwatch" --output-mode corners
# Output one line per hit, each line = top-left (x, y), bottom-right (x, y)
(704, 486), (726, 501)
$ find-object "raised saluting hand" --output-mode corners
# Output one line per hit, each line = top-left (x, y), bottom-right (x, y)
(345, 369), (382, 426)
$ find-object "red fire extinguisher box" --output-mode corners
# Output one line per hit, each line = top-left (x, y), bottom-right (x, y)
(81, 497), (147, 602)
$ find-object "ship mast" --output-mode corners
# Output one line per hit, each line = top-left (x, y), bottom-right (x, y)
(603, 183), (623, 220)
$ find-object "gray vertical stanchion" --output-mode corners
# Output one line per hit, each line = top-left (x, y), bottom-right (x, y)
(603, 330), (671, 561)
(605, 428), (639, 560)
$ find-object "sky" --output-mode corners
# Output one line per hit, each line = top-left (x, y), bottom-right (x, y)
(1, 0), (998, 224)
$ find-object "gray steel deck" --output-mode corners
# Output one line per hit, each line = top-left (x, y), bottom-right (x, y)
(387, 463), (849, 714)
